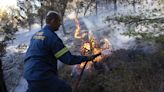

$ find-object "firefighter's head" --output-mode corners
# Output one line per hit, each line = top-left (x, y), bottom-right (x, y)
(46, 11), (61, 31)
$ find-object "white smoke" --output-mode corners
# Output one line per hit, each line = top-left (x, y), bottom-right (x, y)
(81, 14), (136, 50)
(67, 12), (76, 19)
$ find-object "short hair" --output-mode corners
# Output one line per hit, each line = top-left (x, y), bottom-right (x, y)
(46, 11), (61, 24)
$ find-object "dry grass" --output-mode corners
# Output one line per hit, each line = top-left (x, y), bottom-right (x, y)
(60, 49), (164, 92)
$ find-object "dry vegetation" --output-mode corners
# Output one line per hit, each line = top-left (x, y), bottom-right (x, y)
(59, 48), (164, 92)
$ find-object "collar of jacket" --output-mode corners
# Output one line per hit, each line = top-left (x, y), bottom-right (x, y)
(43, 25), (58, 35)
(43, 25), (54, 32)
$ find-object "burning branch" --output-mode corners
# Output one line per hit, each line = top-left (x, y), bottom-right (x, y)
(70, 15), (112, 92)
(72, 16), (112, 65)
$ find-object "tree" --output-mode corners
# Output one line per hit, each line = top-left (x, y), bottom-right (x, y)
(84, 0), (95, 16)
(107, 15), (164, 45)
(0, 8), (18, 39)
(0, 7), (23, 92)
(17, 0), (37, 31)
(35, 0), (70, 34)
(38, 1), (46, 29)
(0, 52), (7, 92)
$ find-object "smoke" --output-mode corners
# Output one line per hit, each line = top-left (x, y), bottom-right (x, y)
(81, 15), (136, 51)
(67, 12), (76, 20)
(108, 28), (136, 50)
(68, 13), (137, 79)
(66, 0), (163, 77)
(82, 15), (161, 54)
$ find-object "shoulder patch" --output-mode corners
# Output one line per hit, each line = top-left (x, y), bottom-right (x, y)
(33, 32), (45, 40)
(33, 35), (45, 40)
(36, 32), (44, 35)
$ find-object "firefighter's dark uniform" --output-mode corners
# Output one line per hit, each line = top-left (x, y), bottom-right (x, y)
(24, 25), (88, 92)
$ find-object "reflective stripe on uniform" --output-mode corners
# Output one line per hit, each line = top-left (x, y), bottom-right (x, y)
(54, 47), (68, 59)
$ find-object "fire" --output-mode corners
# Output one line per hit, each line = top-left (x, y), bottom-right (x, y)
(79, 37), (111, 69)
(71, 16), (111, 69)
(73, 16), (87, 39)
(80, 62), (92, 69)
(92, 48), (102, 62)
(74, 18), (81, 39)
(82, 42), (91, 51)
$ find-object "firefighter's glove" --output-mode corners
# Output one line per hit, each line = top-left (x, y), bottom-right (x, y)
(86, 53), (101, 61)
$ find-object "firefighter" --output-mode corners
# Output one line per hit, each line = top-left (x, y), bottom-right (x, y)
(24, 11), (100, 92)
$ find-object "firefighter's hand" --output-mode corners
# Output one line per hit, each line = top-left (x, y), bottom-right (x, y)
(86, 53), (101, 61)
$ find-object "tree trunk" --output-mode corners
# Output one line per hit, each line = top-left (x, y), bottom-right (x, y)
(61, 21), (66, 34)
(0, 59), (8, 92)
(28, 21), (31, 31)
(84, 0), (94, 16)
(113, 0), (117, 10)
(75, 6), (80, 16)
(39, 3), (44, 29)
(61, 0), (69, 34)
(96, 0), (98, 15)
(40, 16), (44, 29)
(132, 0), (136, 12)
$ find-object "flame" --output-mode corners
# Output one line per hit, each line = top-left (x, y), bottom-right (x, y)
(92, 48), (102, 62)
(83, 42), (91, 50)
(74, 17), (81, 39)
(79, 38), (111, 69)
(70, 16), (111, 70)
(80, 62), (92, 69)
(73, 16), (87, 39)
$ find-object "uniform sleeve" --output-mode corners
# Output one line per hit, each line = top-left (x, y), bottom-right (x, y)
(49, 36), (88, 65)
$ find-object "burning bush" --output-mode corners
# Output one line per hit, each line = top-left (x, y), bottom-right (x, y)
(58, 12), (164, 92)
(59, 49), (164, 92)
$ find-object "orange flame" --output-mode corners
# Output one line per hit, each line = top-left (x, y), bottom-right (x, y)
(73, 16), (87, 39)
(74, 18), (81, 39)
(79, 38), (111, 69)
(71, 16), (111, 69)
